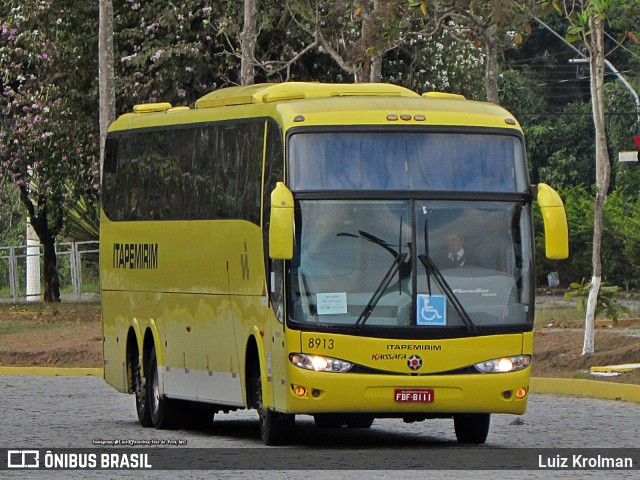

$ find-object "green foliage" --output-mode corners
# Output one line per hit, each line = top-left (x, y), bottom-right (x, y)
(563, 278), (631, 324)
(536, 101), (596, 187)
(601, 189), (640, 289)
(386, 18), (485, 97)
(0, 0), (100, 301)
(114, 1), (230, 111)
(535, 185), (640, 290)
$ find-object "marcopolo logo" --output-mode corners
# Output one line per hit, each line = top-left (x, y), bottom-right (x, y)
(407, 354), (423, 371)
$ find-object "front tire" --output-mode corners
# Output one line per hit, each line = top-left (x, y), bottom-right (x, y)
(454, 413), (490, 444)
(252, 366), (294, 445)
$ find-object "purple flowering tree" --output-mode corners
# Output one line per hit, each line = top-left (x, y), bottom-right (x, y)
(114, 1), (232, 110)
(0, 1), (99, 302)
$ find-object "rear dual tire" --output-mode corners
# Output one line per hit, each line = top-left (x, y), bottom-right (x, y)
(133, 352), (152, 427)
(146, 344), (175, 429)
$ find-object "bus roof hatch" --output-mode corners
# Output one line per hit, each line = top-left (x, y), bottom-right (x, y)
(195, 82), (419, 109)
(132, 102), (173, 113)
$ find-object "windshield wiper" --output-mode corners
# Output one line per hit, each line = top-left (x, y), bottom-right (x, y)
(418, 254), (478, 335)
(355, 252), (407, 329)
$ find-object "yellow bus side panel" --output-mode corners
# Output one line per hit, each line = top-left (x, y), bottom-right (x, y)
(101, 216), (272, 406)
(102, 289), (276, 406)
(100, 218), (264, 295)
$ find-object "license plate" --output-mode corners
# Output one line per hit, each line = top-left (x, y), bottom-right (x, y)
(394, 388), (434, 403)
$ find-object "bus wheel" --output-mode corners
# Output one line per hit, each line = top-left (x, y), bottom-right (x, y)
(146, 344), (174, 429)
(133, 355), (152, 427)
(252, 367), (294, 445)
(453, 413), (490, 444)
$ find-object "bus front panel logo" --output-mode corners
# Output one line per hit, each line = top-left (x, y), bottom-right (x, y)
(407, 355), (423, 370)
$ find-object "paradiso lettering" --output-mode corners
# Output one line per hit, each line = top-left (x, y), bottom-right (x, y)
(112, 243), (159, 270)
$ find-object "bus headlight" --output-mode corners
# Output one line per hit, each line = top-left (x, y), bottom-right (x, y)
(290, 353), (353, 373)
(474, 355), (531, 373)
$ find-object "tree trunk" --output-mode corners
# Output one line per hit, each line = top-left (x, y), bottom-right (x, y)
(582, 11), (610, 355)
(41, 232), (61, 303)
(483, 23), (500, 103)
(362, 0), (382, 83)
(19, 186), (61, 303)
(240, 0), (256, 85)
(98, 0), (116, 181)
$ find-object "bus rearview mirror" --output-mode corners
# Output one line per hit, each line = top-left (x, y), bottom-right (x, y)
(269, 182), (294, 260)
(536, 183), (569, 260)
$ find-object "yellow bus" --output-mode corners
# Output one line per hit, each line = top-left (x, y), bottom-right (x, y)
(101, 82), (568, 445)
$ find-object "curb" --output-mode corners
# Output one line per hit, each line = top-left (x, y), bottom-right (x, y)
(0, 367), (102, 377)
(0, 368), (638, 404)
(530, 377), (640, 403)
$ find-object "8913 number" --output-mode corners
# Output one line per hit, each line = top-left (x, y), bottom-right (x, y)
(308, 338), (335, 349)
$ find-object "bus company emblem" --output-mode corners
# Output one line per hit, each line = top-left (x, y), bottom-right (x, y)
(407, 355), (423, 370)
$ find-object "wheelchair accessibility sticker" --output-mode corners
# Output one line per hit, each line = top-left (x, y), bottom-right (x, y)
(416, 294), (446, 326)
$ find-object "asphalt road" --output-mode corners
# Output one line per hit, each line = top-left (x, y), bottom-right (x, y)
(1, 374), (638, 479)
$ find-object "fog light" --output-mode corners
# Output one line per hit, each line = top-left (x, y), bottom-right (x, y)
(293, 386), (307, 397)
(516, 387), (527, 399)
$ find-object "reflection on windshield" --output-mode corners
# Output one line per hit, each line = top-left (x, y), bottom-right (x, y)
(289, 200), (532, 331)
(291, 201), (412, 327)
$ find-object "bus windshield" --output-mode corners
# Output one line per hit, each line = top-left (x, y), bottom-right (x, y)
(287, 130), (533, 334)
(289, 200), (533, 333)
(288, 131), (528, 192)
